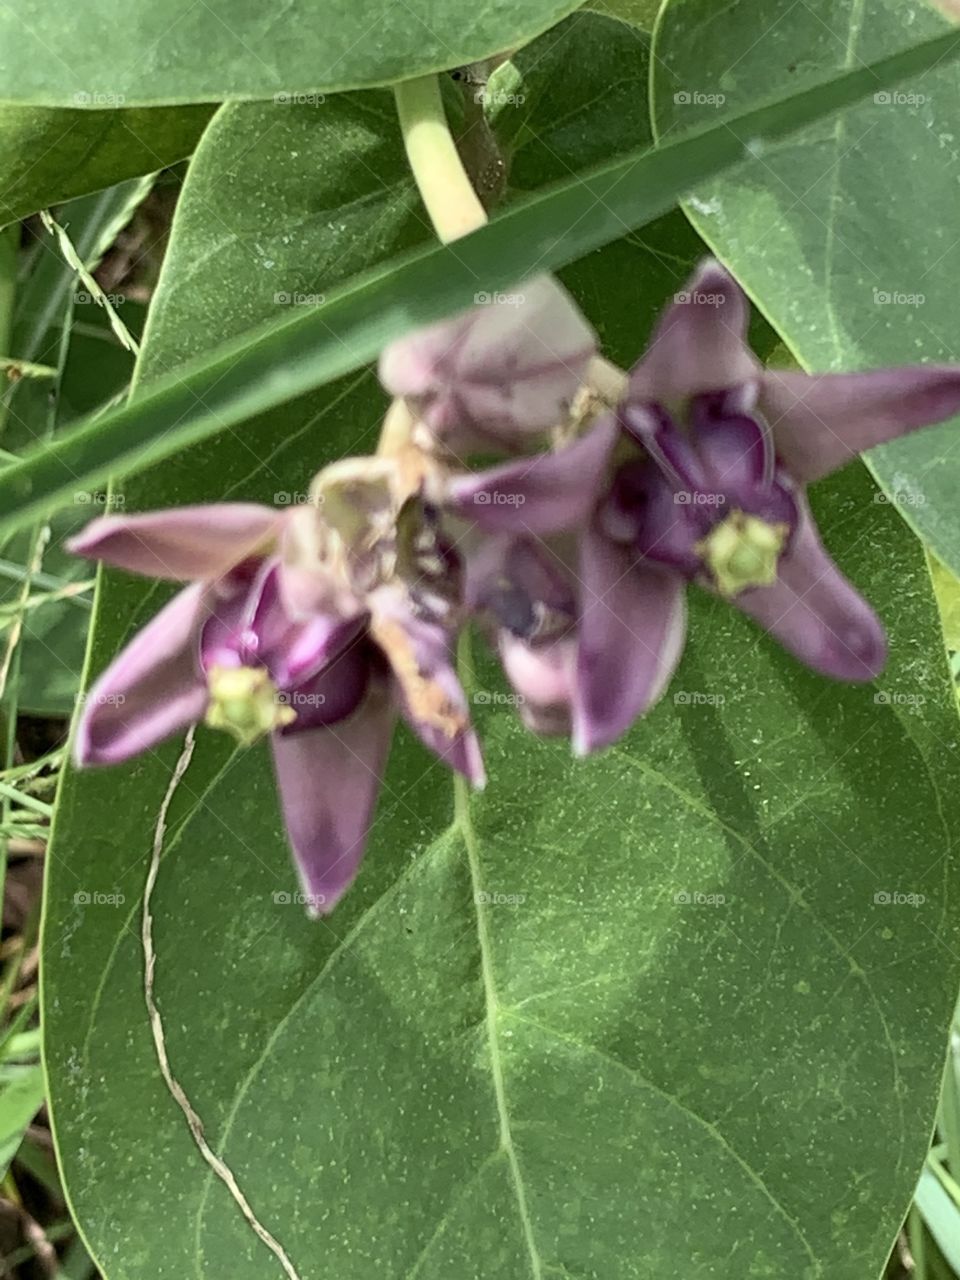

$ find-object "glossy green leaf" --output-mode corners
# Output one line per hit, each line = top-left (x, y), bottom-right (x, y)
(0, 1064), (45, 1178)
(44, 37), (960, 1280)
(3, 22), (960, 537)
(651, 0), (960, 580)
(0, 104), (212, 227)
(0, 0), (580, 108)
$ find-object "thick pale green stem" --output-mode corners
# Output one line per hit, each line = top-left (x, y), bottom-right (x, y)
(394, 75), (487, 244)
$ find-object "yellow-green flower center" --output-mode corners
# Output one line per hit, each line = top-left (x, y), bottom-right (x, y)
(695, 510), (789, 598)
(204, 664), (296, 746)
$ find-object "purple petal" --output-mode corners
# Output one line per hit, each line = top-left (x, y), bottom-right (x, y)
(499, 632), (576, 736)
(629, 259), (759, 407)
(74, 583), (209, 766)
(379, 275), (597, 450)
(282, 637), (373, 731)
(733, 492), (887, 681)
(447, 416), (618, 536)
(270, 686), (396, 915)
(369, 594), (485, 787)
(762, 365), (960, 482)
(573, 530), (687, 755)
(689, 398), (774, 491)
(67, 504), (281, 581)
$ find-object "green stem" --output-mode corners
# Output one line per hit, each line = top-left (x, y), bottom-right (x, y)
(0, 224), (19, 437)
(394, 75), (487, 244)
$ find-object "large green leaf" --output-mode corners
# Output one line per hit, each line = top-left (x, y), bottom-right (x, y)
(0, 0), (580, 107)
(0, 104), (212, 227)
(44, 30), (960, 1280)
(651, 0), (960, 579)
(3, 22), (960, 536)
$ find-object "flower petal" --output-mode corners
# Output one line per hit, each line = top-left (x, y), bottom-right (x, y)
(270, 686), (396, 915)
(379, 274), (597, 451)
(629, 259), (759, 407)
(733, 492), (887, 680)
(762, 365), (960, 482)
(573, 530), (687, 754)
(369, 594), (485, 787)
(74, 583), (209, 765)
(498, 631), (577, 736)
(447, 417), (618, 536)
(67, 504), (281, 581)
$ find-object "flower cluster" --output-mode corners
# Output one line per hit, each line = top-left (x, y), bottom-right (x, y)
(70, 261), (960, 913)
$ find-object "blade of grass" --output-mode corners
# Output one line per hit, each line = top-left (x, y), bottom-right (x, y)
(0, 27), (959, 534)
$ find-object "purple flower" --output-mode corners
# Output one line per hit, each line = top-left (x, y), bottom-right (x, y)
(449, 260), (960, 752)
(69, 492), (483, 915)
(378, 274), (598, 456)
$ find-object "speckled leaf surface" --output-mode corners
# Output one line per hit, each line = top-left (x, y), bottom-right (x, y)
(0, 104), (212, 226)
(0, 0), (580, 107)
(652, 0), (960, 581)
(41, 30), (960, 1280)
